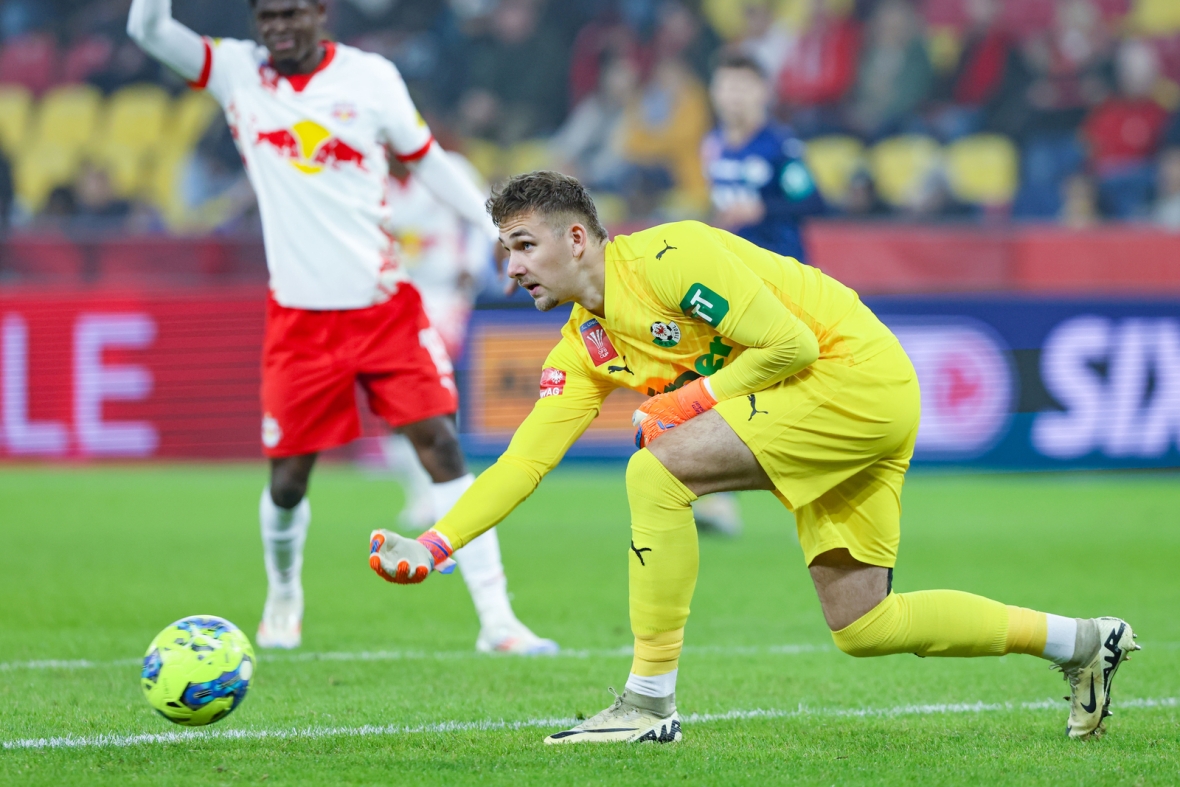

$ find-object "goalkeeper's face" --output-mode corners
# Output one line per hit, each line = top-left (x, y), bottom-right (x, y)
(500, 211), (590, 312)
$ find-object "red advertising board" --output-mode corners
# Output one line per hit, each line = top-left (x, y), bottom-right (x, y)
(0, 287), (265, 459)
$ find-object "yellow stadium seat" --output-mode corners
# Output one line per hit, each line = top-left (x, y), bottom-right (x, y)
(100, 144), (150, 199)
(14, 142), (83, 213)
(163, 91), (220, 155)
(144, 93), (222, 219)
(32, 84), (102, 157)
(148, 146), (193, 227)
(927, 25), (962, 74)
(869, 135), (942, 207)
(1129, 0), (1180, 34)
(803, 135), (866, 204)
(508, 140), (553, 176)
(463, 138), (502, 182)
(98, 84), (170, 155)
(944, 133), (1019, 206)
(89, 84), (171, 198)
(0, 85), (32, 157)
(590, 192), (628, 226)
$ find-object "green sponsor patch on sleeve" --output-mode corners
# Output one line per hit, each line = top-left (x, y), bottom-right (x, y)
(679, 283), (730, 325)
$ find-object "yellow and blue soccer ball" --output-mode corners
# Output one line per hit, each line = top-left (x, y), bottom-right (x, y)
(141, 615), (255, 726)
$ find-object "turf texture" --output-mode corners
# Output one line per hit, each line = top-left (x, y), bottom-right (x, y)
(0, 464), (1177, 785)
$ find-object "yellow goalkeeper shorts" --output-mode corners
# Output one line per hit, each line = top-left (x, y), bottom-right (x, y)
(714, 341), (920, 568)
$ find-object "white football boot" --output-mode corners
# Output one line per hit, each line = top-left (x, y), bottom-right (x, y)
(1058, 617), (1140, 740)
(545, 689), (682, 744)
(256, 589), (303, 649)
(476, 618), (559, 655)
(693, 493), (742, 537)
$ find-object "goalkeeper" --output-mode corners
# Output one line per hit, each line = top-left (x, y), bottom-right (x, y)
(369, 171), (1138, 744)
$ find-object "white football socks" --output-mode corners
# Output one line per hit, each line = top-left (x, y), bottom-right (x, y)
(383, 434), (435, 530)
(1043, 614), (1080, 665)
(625, 670), (678, 699)
(432, 474), (516, 630)
(259, 488), (309, 599)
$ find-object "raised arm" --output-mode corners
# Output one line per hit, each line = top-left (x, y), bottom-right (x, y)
(373, 59), (499, 242)
(369, 336), (614, 583)
(127, 0), (207, 82)
(410, 146), (499, 242)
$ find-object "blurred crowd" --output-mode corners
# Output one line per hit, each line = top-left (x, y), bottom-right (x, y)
(4, 0), (1180, 236)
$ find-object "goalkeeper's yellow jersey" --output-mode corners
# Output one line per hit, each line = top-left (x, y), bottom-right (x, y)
(434, 220), (899, 548)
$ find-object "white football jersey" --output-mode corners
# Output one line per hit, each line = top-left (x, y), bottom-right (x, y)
(383, 152), (487, 294)
(383, 153), (489, 355)
(197, 38), (432, 309)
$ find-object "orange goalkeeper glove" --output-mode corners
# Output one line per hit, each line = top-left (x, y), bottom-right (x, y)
(632, 377), (717, 448)
(369, 529), (455, 584)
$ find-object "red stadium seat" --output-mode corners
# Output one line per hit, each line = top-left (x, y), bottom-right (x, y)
(96, 239), (215, 286)
(921, 0), (966, 29)
(999, 0), (1055, 37)
(0, 34), (59, 95)
(1, 235), (85, 283)
(1093, 0), (1132, 22)
(1152, 34), (1180, 83)
(61, 35), (114, 84)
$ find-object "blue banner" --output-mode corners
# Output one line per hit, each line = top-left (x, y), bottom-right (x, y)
(458, 297), (1180, 469)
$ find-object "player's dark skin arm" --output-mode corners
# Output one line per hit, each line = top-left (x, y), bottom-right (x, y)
(268, 415), (466, 509)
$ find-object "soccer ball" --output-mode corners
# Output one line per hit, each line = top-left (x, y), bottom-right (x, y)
(141, 615), (255, 726)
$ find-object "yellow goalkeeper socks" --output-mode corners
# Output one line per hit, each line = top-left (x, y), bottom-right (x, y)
(832, 590), (1050, 659)
(1006, 605), (1049, 656)
(626, 449), (698, 680)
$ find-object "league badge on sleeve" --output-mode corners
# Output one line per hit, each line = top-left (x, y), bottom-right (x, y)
(650, 321), (681, 348)
(539, 367), (567, 398)
(579, 319), (619, 365)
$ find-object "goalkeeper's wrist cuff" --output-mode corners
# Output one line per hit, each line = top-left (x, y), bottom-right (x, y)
(673, 376), (718, 415)
(417, 529), (456, 574)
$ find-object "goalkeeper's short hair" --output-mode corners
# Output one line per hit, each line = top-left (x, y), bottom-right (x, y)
(486, 171), (609, 242)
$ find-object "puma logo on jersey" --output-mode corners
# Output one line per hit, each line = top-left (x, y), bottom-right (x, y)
(630, 541), (652, 566)
(655, 241), (677, 260)
(748, 394), (768, 420)
(608, 357), (634, 375)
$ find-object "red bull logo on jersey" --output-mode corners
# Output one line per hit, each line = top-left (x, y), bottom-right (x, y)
(579, 319), (619, 366)
(254, 119), (367, 175)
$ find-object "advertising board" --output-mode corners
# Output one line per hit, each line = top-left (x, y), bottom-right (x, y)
(461, 298), (1180, 469)
(0, 288), (1176, 469)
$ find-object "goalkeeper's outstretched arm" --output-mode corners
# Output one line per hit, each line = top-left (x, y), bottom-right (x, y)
(432, 336), (611, 549)
(369, 335), (612, 583)
(431, 397), (601, 550)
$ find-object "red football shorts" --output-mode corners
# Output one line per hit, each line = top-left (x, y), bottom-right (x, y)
(260, 284), (458, 457)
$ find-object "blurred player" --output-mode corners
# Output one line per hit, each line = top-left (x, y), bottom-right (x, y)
(371, 172), (1139, 744)
(128, 0), (557, 655)
(696, 52), (828, 537)
(703, 52), (825, 262)
(379, 151), (488, 532)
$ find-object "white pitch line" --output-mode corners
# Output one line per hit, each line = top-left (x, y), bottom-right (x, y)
(6, 641), (1175, 674)
(4, 697), (1175, 752)
(0, 643), (830, 673)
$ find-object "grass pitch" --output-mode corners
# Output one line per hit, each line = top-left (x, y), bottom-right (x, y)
(0, 463), (1177, 785)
